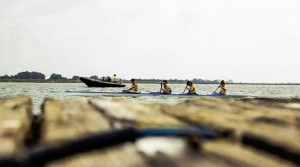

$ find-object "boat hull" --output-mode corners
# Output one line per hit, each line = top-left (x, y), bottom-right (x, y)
(79, 77), (126, 87)
(66, 90), (247, 98)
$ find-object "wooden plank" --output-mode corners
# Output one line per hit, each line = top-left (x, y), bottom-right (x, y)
(90, 99), (275, 167)
(203, 140), (296, 167)
(0, 97), (32, 156)
(162, 97), (300, 165)
(46, 145), (147, 167)
(135, 137), (245, 167)
(89, 98), (183, 128)
(42, 98), (147, 167)
(39, 97), (300, 167)
(42, 98), (111, 143)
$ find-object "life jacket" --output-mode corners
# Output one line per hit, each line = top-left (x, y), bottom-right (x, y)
(132, 83), (139, 92)
(188, 85), (196, 94)
(220, 86), (226, 94)
(163, 85), (171, 94)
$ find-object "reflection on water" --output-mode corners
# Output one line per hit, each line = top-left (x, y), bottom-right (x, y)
(0, 82), (299, 114)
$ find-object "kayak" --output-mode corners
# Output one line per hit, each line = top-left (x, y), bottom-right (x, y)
(65, 90), (246, 98)
(79, 77), (126, 87)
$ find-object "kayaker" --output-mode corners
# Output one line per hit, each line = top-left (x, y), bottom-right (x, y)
(161, 80), (172, 94)
(219, 80), (227, 95)
(186, 81), (197, 94)
(112, 74), (119, 83)
(123, 79), (139, 93)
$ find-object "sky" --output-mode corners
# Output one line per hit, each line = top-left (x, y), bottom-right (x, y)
(0, 0), (299, 83)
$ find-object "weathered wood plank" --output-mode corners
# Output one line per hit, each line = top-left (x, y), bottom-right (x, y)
(90, 98), (295, 167)
(71, 99), (241, 166)
(42, 98), (147, 167)
(47, 145), (147, 167)
(135, 137), (245, 167)
(203, 140), (296, 167)
(0, 97), (32, 156)
(38, 97), (300, 167)
(2, 96), (299, 167)
(162, 97), (300, 165)
(42, 98), (111, 143)
(89, 98), (182, 128)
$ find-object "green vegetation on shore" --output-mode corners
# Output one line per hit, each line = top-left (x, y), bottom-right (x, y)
(0, 79), (81, 83)
(0, 72), (81, 83)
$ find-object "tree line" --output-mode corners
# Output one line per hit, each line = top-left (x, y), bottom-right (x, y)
(0, 71), (108, 81)
(0, 71), (80, 80)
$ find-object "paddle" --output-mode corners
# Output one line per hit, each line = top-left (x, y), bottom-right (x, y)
(160, 82), (162, 93)
(213, 86), (220, 94)
(183, 81), (190, 93)
(182, 86), (187, 93)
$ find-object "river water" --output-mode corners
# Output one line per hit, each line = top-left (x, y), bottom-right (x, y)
(1, 82), (300, 114)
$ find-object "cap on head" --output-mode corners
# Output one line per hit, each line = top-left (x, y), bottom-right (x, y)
(163, 80), (167, 83)
(221, 80), (225, 84)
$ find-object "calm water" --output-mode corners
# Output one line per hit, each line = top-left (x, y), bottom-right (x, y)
(1, 82), (300, 114)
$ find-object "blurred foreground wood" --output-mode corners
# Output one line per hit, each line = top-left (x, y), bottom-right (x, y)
(0, 97), (299, 167)
(0, 97), (32, 156)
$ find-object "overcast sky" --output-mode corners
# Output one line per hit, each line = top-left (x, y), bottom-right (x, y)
(0, 0), (299, 83)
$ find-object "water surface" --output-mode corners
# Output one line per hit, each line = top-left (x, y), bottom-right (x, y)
(1, 82), (299, 114)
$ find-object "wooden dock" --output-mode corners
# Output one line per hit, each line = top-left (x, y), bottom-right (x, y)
(0, 97), (299, 167)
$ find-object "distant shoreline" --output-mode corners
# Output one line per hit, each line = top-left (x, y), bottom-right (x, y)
(0, 79), (299, 85)
(0, 79), (81, 83)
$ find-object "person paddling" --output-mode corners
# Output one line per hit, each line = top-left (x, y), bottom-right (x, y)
(123, 79), (139, 93)
(219, 80), (227, 95)
(161, 80), (172, 94)
(186, 81), (197, 94)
